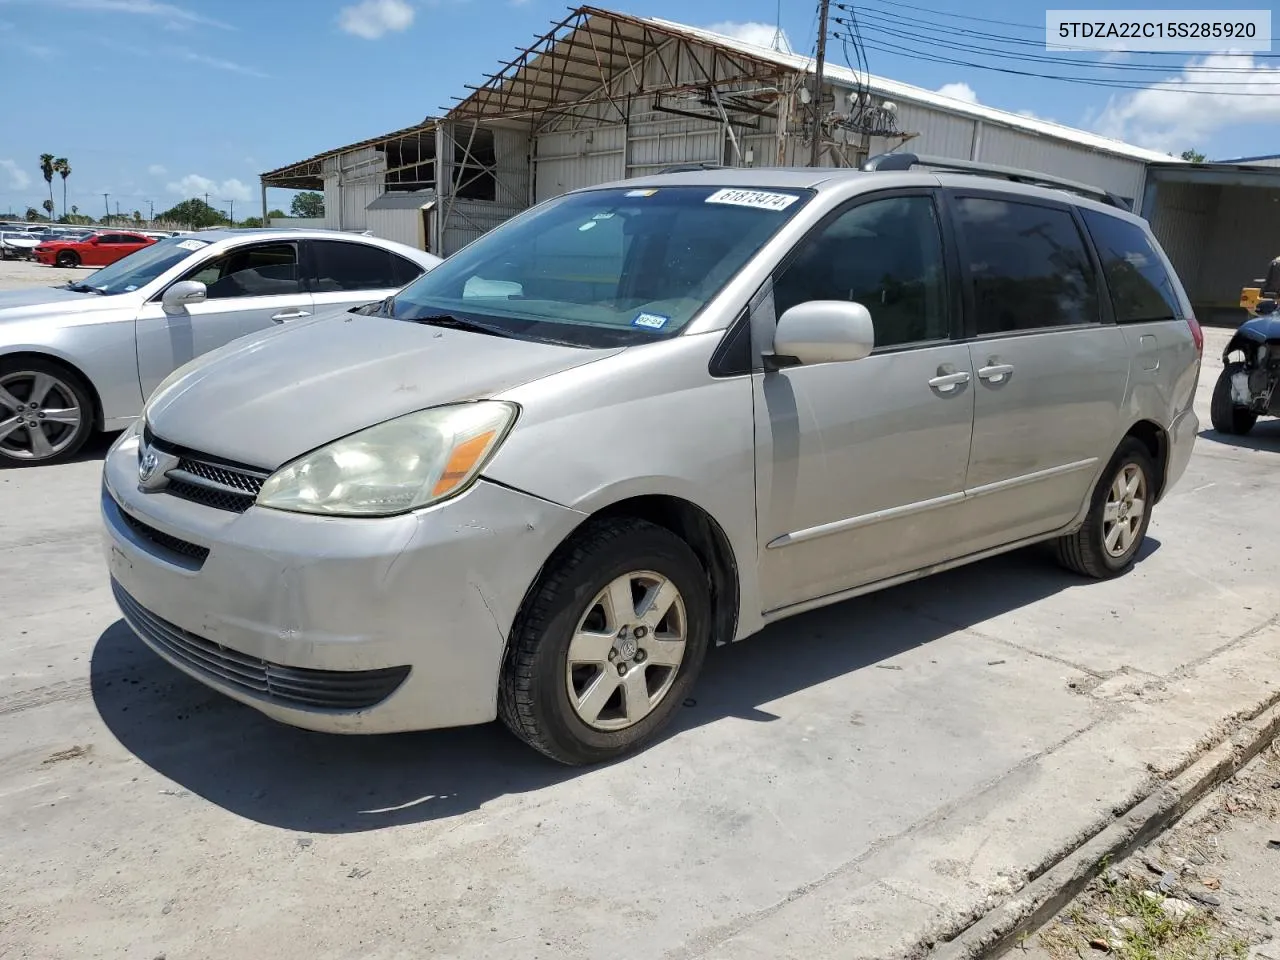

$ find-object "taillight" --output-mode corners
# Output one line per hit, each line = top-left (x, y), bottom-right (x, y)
(1186, 314), (1204, 354)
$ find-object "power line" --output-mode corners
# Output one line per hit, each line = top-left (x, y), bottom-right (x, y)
(838, 16), (1280, 78)
(833, 32), (1280, 94)
(839, 0), (1040, 31)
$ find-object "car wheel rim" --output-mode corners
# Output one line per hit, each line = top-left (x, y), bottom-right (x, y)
(1102, 463), (1146, 559)
(565, 569), (687, 732)
(0, 371), (82, 461)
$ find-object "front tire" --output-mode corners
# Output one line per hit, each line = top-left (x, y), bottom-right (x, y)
(498, 517), (711, 765)
(1210, 362), (1257, 436)
(1054, 438), (1155, 579)
(0, 358), (95, 466)
(55, 250), (80, 268)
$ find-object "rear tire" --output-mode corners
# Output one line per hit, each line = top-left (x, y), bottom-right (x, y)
(1210, 362), (1257, 436)
(55, 251), (79, 268)
(498, 517), (711, 765)
(0, 358), (95, 466)
(1054, 438), (1155, 580)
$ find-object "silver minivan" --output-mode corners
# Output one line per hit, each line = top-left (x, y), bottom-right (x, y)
(101, 160), (1202, 764)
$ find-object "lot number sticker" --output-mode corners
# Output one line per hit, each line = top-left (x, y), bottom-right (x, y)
(705, 189), (799, 211)
(176, 239), (209, 251)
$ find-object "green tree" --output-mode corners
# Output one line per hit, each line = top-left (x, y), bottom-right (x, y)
(132, 210), (143, 224)
(269, 208), (286, 219)
(240, 216), (264, 228)
(1180, 149), (1206, 162)
(53, 157), (70, 218)
(38, 153), (55, 215)
(290, 191), (324, 218)
(42, 198), (54, 218)
(24, 206), (44, 222)
(158, 198), (225, 229)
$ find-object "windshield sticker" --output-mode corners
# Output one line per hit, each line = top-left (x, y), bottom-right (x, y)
(625, 188), (658, 197)
(176, 239), (209, 251)
(705, 188), (800, 212)
(592, 212), (615, 220)
(578, 221), (598, 232)
(124, 285), (138, 292)
(632, 312), (669, 330)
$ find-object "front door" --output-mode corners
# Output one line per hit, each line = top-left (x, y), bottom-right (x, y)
(947, 191), (1130, 550)
(135, 240), (312, 399)
(754, 191), (976, 614)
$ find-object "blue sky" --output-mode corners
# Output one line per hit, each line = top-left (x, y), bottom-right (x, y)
(1, 0), (1277, 219)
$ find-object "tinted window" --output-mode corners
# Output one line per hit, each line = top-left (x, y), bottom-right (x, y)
(953, 197), (1099, 334)
(773, 195), (949, 348)
(391, 254), (423, 287)
(1080, 210), (1181, 323)
(182, 242), (301, 299)
(311, 241), (399, 292)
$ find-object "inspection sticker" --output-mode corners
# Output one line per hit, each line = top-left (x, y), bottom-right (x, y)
(632, 312), (669, 330)
(705, 188), (799, 211)
(625, 188), (658, 197)
(176, 239), (209, 251)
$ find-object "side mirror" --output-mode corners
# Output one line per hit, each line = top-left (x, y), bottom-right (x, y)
(770, 300), (876, 367)
(162, 280), (207, 315)
(1257, 299), (1277, 316)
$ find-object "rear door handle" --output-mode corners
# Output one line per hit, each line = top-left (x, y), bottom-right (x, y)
(928, 370), (971, 392)
(977, 363), (1014, 383)
(271, 309), (311, 323)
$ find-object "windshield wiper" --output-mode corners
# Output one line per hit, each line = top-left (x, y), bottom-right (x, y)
(63, 282), (106, 294)
(409, 314), (514, 338)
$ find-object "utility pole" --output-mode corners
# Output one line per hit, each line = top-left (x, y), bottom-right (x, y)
(102, 193), (110, 222)
(809, 0), (830, 167)
(115, 201), (120, 220)
(223, 199), (234, 225)
(146, 200), (154, 223)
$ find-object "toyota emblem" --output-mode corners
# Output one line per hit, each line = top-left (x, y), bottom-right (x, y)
(138, 449), (159, 483)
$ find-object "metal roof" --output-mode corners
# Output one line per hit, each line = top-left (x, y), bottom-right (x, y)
(260, 118), (440, 190)
(365, 189), (437, 211)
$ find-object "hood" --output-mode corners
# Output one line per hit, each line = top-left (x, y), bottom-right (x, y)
(144, 313), (623, 469)
(0, 284), (116, 322)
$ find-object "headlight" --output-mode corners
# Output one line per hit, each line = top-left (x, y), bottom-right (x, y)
(256, 401), (518, 517)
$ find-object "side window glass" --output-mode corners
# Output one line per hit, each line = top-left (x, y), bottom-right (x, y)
(1080, 210), (1181, 323)
(953, 197), (1099, 334)
(390, 254), (424, 287)
(310, 241), (398, 292)
(181, 242), (301, 300)
(772, 195), (949, 348)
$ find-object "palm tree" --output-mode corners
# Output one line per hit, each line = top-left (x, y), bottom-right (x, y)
(38, 154), (55, 216)
(54, 158), (70, 219)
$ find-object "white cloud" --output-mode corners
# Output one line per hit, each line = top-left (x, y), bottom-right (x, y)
(6, 0), (232, 30)
(174, 48), (268, 78)
(1092, 54), (1280, 154)
(167, 174), (251, 203)
(706, 20), (791, 52)
(936, 82), (979, 104)
(338, 0), (414, 39)
(147, 163), (167, 176)
(0, 158), (31, 190)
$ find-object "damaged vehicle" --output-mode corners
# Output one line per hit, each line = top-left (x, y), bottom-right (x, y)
(1211, 302), (1280, 435)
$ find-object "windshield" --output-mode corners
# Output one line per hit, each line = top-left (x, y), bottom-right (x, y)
(391, 184), (812, 347)
(78, 235), (211, 295)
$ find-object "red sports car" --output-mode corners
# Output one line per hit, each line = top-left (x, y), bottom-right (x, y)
(33, 231), (156, 268)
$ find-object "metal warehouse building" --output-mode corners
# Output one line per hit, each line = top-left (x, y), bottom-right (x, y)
(262, 4), (1280, 321)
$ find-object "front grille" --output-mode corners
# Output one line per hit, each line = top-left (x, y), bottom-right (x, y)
(144, 427), (270, 514)
(119, 509), (210, 565)
(112, 580), (412, 711)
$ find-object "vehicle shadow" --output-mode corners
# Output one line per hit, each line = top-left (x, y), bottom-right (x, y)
(1197, 421), (1280, 452)
(91, 539), (1161, 834)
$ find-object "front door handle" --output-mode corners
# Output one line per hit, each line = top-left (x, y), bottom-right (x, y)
(271, 309), (311, 323)
(928, 370), (972, 393)
(977, 362), (1014, 383)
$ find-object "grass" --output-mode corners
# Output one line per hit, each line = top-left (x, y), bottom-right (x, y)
(1037, 873), (1250, 960)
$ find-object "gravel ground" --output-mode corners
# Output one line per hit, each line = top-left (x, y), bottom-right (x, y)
(1018, 739), (1280, 960)
(0, 257), (86, 290)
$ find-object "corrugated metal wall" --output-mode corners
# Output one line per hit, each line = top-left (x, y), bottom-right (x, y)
(365, 207), (424, 249)
(1195, 184), (1280, 304)
(441, 197), (523, 254)
(1148, 181), (1217, 298)
(973, 125), (1146, 200)
(534, 124), (626, 201)
(323, 147), (384, 231)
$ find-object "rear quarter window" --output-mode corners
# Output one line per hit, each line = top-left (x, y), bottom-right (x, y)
(1080, 210), (1182, 323)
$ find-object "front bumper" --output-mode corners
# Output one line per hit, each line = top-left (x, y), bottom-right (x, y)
(101, 431), (586, 734)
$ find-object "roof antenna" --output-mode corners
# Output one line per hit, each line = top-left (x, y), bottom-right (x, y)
(770, 0), (791, 52)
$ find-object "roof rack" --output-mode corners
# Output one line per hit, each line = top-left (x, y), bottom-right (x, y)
(862, 152), (1131, 211)
(657, 162), (728, 174)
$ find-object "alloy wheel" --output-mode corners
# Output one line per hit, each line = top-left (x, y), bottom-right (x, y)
(0, 371), (83, 461)
(565, 570), (687, 731)
(1102, 462), (1146, 558)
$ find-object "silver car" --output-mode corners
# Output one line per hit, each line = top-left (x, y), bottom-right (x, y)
(0, 229), (441, 465)
(102, 166), (1202, 764)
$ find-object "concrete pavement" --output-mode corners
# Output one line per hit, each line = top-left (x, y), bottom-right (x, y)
(2, 308), (1278, 960)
